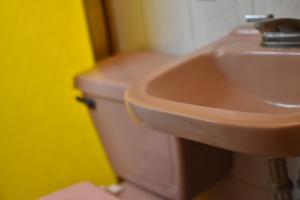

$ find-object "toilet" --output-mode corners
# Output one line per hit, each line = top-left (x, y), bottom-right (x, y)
(43, 52), (232, 200)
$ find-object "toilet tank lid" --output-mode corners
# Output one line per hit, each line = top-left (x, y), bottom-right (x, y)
(75, 51), (176, 101)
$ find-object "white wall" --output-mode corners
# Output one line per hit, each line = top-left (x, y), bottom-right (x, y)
(254, 0), (300, 18)
(110, 0), (300, 54)
(107, 0), (148, 51)
(109, 1), (300, 199)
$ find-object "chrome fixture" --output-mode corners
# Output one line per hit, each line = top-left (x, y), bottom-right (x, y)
(255, 18), (300, 47)
(268, 158), (294, 200)
(246, 14), (300, 47)
(245, 14), (274, 22)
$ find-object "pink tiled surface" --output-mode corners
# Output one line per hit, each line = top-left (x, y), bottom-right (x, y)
(38, 182), (120, 200)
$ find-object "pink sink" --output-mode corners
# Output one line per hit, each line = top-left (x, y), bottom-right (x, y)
(125, 26), (300, 157)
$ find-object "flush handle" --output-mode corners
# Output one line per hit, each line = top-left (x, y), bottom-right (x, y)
(76, 96), (96, 109)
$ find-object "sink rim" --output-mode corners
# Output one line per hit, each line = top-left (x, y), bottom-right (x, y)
(126, 46), (300, 130)
(125, 26), (300, 156)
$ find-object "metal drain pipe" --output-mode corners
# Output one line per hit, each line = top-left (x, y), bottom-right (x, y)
(268, 158), (294, 200)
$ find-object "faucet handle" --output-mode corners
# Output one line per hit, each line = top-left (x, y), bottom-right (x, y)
(255, 18), (300, 48)
(255, 18), (300, 33)
(245, 14), (274, 22)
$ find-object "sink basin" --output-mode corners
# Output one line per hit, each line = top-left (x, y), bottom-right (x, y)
(125, 26), (300, 157)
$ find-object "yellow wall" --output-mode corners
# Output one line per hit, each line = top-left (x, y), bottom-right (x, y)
(0, 1), (116, 199)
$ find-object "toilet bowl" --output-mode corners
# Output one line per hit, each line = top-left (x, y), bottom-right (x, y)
(73, 51), (232, 200)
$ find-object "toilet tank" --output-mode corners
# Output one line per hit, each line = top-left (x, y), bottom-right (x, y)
(75, 52), (232, 200)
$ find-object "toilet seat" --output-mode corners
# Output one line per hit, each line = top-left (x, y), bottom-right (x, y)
(39, 182), (166, 200)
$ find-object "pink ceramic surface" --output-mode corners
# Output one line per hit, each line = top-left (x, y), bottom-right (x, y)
(75, 52), (231, 200)
(125, 26), (300, 157)
(39, 182), (166, 200)
(38, 182), (119, 200)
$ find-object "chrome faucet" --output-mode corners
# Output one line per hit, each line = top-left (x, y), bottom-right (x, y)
(246, 14), (300, 48)
(245, 14), (274, 22)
